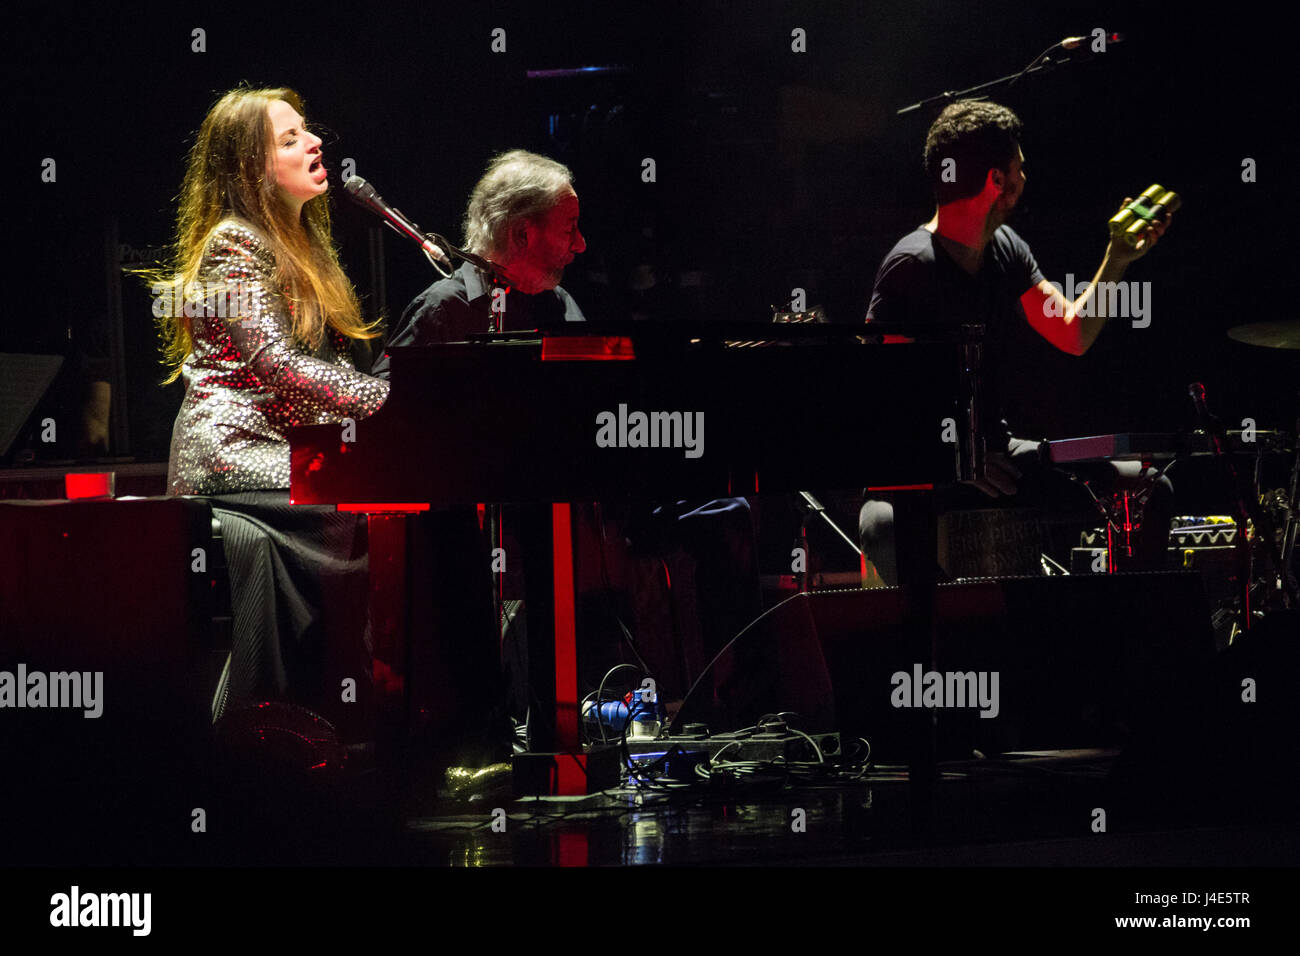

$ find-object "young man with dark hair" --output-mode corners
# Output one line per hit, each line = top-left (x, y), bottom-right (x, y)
(860, 100), (1175, 584)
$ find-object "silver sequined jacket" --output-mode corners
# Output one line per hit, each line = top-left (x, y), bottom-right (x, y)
(166, 220), (390, 495)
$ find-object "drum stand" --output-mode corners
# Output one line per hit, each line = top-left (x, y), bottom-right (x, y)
(1188, 382), (1299, 633)
(1079, 463), (1170, 573)
(1279, 397), (1300, 579)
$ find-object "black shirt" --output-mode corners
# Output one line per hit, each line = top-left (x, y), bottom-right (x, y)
(372, 262), (586, 379)
(866, 224), (1045, 437)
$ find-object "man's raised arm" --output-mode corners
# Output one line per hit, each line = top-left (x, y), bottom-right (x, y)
(1019, 200), (1172, 356)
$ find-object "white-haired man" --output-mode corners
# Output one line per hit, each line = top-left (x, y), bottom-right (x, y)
(374, 150), (760, 734)
(368, 151), (590, 760)
(372, 149), (586, 369)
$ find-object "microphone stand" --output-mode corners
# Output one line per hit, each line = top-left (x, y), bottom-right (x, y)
(343, 175), (507, 282)
(793, 492), (865, 591)
(387, 221), (507, 284)
(344, 175), (520, 695)
(897, 41), (1108, 116)
(424, 235), (501, 282)
(390, 235), (513, 646)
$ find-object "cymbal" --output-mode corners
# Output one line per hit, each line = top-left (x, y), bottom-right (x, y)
(1227, 320), (1300, 349)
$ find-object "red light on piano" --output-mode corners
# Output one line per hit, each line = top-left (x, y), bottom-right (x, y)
(337, 503), (431, 513)
(65, 472), (114, 499)
(541, 335), (636, 361)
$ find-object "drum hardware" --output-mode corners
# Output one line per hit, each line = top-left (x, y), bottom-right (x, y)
(1226, 320), (1300, 350)
(1187, 382), (1299, 632)
(1069, 458), (1174, 573)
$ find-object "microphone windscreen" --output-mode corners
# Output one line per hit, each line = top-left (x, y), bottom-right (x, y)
(343, 176), (378, 204)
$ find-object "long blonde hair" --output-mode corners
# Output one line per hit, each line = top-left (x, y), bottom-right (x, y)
(151, 85), (379, 383)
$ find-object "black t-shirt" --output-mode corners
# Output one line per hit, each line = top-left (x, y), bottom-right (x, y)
(371, 262), (586, 378)
(866, 224), (1045, 436)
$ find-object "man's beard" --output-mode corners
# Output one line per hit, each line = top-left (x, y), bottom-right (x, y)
(989, 199), (1016, 230)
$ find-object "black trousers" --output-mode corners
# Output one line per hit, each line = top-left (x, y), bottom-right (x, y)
(209, 491), (372, 738)
(859, 437), (1175, 585)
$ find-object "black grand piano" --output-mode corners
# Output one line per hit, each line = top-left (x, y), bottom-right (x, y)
(291, 323), (967, 504)
(289, 322), (975, 792)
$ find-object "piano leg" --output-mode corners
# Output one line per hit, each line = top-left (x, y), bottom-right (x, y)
(518, 503), (580, 754)
(550, 503), (581, 752)
(512, 503), (618, 796)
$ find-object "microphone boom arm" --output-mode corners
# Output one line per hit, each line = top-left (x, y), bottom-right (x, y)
(344, 174), (504, 280)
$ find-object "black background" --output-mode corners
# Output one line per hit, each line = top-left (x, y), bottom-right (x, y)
(5, 0), (1290, 459)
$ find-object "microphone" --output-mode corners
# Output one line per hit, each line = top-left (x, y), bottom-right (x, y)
(1188, 381), (1224, 439)
(1061, 32), (1124, 50)
(342, 176), (450, 265)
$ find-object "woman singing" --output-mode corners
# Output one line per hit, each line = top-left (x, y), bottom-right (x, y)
(153, 86), (388, 731)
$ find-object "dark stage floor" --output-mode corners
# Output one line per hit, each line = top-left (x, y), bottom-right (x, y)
(10, 743), (1291, 869)
(397, 749), (1300, 868)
